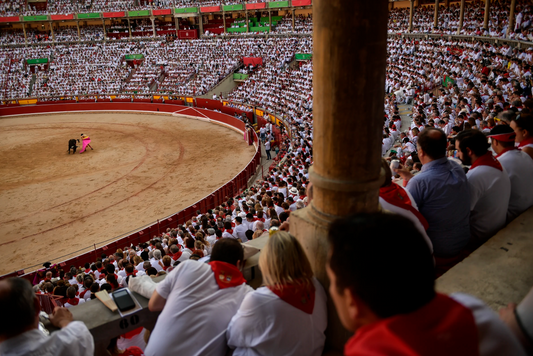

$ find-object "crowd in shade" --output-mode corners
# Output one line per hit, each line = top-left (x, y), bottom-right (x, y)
(388, 0), (533, 40)
(1, 4), (533, 356)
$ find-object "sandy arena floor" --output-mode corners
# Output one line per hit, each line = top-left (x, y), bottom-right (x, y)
(0, 112), (255, 275)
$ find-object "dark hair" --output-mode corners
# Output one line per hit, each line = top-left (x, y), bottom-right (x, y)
(185, 237), (195, 249)
(0, 278), (36, 337)
(279, 211), (289, 223)
(105, 264), (115, 274)
(328, 213), (435, 318)
(210, 238), (244, 266)
(235, 216), (243, 224)
(417, 128), (447, 159)
(513, 113), (533, 135)
(456, 129), (489, 157)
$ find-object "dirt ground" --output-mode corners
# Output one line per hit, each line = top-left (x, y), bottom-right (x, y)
(0, 112), (255, 275)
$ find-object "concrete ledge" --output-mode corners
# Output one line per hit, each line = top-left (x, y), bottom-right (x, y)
(437, 206), (533, 310)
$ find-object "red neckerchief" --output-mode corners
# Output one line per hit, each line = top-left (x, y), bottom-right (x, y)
(84, 268), (91, 273)
(344, 294), (479, 356)
(66, 298), (80, 306)
(126, 270), (137, 277)
(225, 229), (234, 234)
(208, 261), (246, 289)
(518, 136), (533, 149)
(121, 327), (144, 340)
(495, 147), (518, 158)
(471, 151), (503, 171)
(380, 183), (429, 230)
(97, 267), (103, 272)
(171, 251), (183, 260)
(268, 282), (316, 314)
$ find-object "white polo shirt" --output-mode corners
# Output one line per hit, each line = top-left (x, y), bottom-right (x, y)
(145, 261), (252, 356)
(497, 149), (533, 221)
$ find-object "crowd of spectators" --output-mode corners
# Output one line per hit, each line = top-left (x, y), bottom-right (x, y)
(388, 0), (533, 40)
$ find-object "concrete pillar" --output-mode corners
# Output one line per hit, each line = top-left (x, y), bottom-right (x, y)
(22, 23), (27, 44)
(507, 0), (516, 38)
(457, 0), (465, 34)
(199, 14), (204, 34)
(245, 11), (249, 32)
(409, 0), (414, 32)
(175, 16), (179, 35)
(223, 12), (226, 33)
(289, 0), (387, 352)
(102, 19), (106, 41)
(484, 0), (490, 30)
(292, 9), (295, 30)
(269, 10), (272, 32)
(49, 22), (55, 42)
(434, 0), (439, 29)
(127, 18), (132, 39)
(76, 20), (80, 40)
(151, 16), (156, 38)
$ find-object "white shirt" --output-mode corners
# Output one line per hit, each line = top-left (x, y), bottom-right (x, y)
(0, 322), (94, 356)
(467, 163), (511, 241)
(227, 278), (327, 356)
(497, 149), (533, 221)
(145, 260), (252, 356)
(234, 224), (248, 242)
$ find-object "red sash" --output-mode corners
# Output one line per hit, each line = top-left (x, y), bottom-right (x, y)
(518, 136), (533, 149)
(209, 261), (246, 289)
(380, 183), (429, 230)
(268, 282), (316, 314)
(344, 294), (479, 356)
(471, 151), (502, 171)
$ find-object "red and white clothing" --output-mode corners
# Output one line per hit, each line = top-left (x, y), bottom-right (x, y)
(518, 137), (533, 151)
(467, 152), (511, 241)
(379, 183), (433, 253)
(496, 148), (533, 221)
(145, 260), (252, 356)
(344, 293), (526, 356)
(227, 278), (327, 356)
(64, 297), (85, 308)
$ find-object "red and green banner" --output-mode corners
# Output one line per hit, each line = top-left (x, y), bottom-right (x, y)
(23, 15), (49, 21)
(51, 14), (74, 20)
(292, 0), (312, 6)
(77, 12), (100, 19)
(295, 53), (312, 60)
(128, 10), (150, 17)
(223, 4), (244, 11)
(443, 75), (455, 88)
(103, 11), (126, 18)
(246, 3), (266, 9)
(268, 1), (290, 8)
(27, 58), (48, 65)
(0, 16), (20, 22)
(200, 6), (221, 13)
(175, 7), (198, 13)
(153, 9), (171, 16)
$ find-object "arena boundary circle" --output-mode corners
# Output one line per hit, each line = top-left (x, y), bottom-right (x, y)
(0, 102), (261, 281)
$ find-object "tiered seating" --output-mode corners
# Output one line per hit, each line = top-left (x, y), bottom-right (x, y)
(54, 27), (79, 42)
(0, 0), (25, 16)
(80, 25), (105, 41)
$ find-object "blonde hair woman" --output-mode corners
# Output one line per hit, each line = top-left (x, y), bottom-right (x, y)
(226, 232), (327, 356)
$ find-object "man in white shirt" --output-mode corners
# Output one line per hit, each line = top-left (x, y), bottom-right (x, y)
(146, 238), (252, 356)
(456, 130), (511, 242)
(0, 278), (94, 356)
(233, 217), (248, 242)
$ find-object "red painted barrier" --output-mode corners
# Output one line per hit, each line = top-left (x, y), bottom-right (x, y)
(153, 9), (171, 16)
(0, 100), (260, 283)
(51, 14), (74, 20)
(292, 0), (312, 6)
(201, 6), (221, 12)
(246, 3), (266, 9)
(103, 11), (126, 18)
(178, 29), (198, 39)
(0, 16), (20, 23)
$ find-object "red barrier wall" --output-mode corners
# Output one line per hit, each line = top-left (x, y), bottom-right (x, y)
(103, 11), (126, 18)
(0, 101), (260, 283)
(178, 29), (198, 39)
(153, 9), (171, 16)
(51, 14), (74, 20)
(246, 3), (266, 9)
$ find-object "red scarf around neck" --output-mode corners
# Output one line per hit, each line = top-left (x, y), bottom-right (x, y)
(380, 183), (429, 230)
(495, 147), (518, 158)
(471, 151), (502, 171)
(268, 281), (316, 314)
(209, 261), (246, 289)
(66, 297), (80, 306)
(518, 136), (533, 149)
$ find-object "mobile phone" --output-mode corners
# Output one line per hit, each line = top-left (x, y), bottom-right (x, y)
(112, 289), (136, 312)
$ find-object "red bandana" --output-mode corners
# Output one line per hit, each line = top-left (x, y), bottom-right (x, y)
(471, 151), (502, 171)
(344, 294), (479, 356)
(269, 282), (316, 314)
(495, 147), (518, 158)
(225, 229), (234, 235)
(126, 270), (137, 277)
(66, 298), (80, 306)
(171, 251), (183, 260)
(209, 261), (246, 289)
(380, 183), (429, 230)
(518, 136), (533, 149)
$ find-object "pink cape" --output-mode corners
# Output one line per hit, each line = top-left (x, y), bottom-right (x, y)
(80, 138), (91, 153)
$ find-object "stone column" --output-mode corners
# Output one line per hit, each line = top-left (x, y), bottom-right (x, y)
(245, 11), (249, 32)
(483, 0), (490, 30)
(22, 23), (27, 44)
(457, 0), (465, 34)
(409, 0), (414, 32)
(200, 14), (204, 35)
(434, 0), (439, 29)
(223, 12), (226, 33)
(269, 10), (272, 32)
(175, 16), (179, 35)
(289, 0), (387, 352)
(76, 20), (80, 40)
(151, 16), (156, 38)
(507, 0), (516, 38)
(127, 18), (132, 39)
(49, 22), (55, 42)
(292, 9), (295, 31)
(102, 19), (107, 42)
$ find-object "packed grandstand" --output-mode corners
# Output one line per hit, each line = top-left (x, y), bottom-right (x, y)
(1, 0), (533, 355)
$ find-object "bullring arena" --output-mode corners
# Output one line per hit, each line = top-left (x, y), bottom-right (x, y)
(0, 110), (255, 275)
